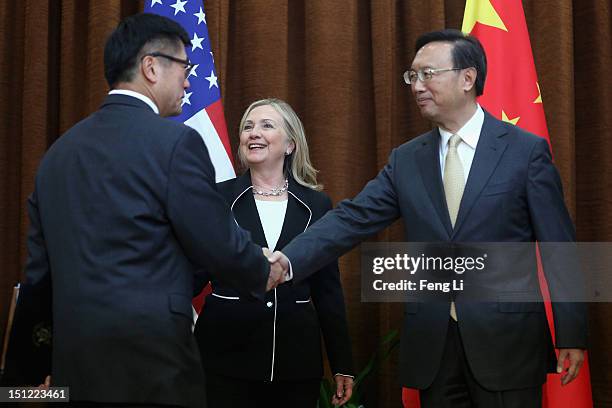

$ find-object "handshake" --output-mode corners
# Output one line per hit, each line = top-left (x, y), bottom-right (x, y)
(262, 248), (290, 291)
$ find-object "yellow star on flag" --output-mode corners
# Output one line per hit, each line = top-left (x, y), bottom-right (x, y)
(533, 82), (543, 104)
(501, 110), (520, 125)
(462, 0), (508, 34)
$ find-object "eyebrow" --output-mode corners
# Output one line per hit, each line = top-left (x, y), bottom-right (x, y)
(410, 65), (435, 70)
(245, 118), (277, 124)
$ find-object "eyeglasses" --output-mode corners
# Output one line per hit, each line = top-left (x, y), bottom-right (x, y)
(403, 67), (465, 85)
(142, 52), (195, 78)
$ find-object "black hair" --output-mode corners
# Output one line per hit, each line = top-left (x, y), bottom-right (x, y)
(415, 29), (487, 96)
(104, 13), (190, 87)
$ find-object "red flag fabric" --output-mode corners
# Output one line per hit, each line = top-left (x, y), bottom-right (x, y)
(403, 1), (592, 406)
(402, 385), (420, 408)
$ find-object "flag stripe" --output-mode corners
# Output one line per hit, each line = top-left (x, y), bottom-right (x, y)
(206, 99), (234, 162)
(184, 107), (235, 182)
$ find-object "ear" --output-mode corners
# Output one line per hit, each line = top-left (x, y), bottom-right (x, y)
(286, 140), (296, 155)
(141, 55), (158, 84)
(462, 67), (477, 93)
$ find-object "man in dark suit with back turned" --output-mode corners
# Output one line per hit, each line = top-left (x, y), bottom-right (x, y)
(22, 13), (282, 407)
(271, 29), (587, 407)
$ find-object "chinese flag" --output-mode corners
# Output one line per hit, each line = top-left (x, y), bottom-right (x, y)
(462, 0), (593, 407)
(403, 1), (593, 407)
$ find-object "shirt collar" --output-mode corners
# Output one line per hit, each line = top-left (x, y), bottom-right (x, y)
(438, 104), (484, 150)
(108, 89), (159, 115)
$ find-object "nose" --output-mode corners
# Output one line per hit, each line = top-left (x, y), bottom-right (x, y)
(412, 78), (425, 94)
(184, 77), (190, 89)
(247, 125), (262, 138)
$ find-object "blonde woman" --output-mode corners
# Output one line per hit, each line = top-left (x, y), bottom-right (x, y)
(194, 98), (353, 407)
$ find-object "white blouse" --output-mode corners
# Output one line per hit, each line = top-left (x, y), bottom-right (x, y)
(254, 199), (288, 251)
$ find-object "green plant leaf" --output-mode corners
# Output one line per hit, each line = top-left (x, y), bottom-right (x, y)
(354, 329), (399, 387)
(317, 378), (333, 408)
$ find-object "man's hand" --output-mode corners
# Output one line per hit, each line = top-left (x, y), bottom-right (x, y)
(267, 250), (290, 274)
(37, 375), (51, 389)
(263, 248), (287, 291)
(557, 348), (585, 385)
(331, 375), (354, 406)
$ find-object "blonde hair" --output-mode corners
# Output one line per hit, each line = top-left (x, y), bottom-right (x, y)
(237, 98), (322, 191)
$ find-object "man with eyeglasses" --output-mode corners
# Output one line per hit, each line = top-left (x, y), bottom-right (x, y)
(270, 29), (587, 407)
(18, 12), (284, 407)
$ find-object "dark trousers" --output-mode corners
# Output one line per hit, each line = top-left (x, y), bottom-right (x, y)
(420, 319), (542, 408)
(205, 373), (320, 408)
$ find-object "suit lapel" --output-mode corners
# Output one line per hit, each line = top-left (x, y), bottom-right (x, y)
(452, 114), (508, 237)
(231, 175), (310, 251)
(416, 130), (453, 237)
(276, 190), (310, 250)
(230, 176), (268, 248)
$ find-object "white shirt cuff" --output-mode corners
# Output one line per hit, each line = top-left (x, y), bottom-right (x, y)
(285, 258), (293, 281)
(334, 373), (355, 379)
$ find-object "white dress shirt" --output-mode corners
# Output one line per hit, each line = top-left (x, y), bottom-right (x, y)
(438, 105), (485, 182)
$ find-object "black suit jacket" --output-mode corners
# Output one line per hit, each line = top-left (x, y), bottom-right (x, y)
(194, 172), (353, 381)
(22, 94), (270, 407)
(282, 112), (587, 391)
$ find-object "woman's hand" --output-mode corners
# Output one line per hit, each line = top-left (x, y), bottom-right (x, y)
(331, 374), (354, 406)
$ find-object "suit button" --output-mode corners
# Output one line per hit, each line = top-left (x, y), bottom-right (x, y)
(266, 301), (273, 308)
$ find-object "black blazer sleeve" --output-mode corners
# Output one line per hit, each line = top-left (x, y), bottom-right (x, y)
(309, 195), (354, 376)
(167, 128), (269, 300)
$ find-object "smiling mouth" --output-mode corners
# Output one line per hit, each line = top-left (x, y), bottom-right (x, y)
(248, 143), (267, 150)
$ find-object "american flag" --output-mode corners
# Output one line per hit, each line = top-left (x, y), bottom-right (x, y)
(144, 0), (235, 183)
(145, 0), (234, 315)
